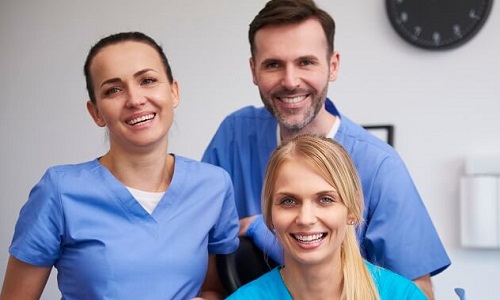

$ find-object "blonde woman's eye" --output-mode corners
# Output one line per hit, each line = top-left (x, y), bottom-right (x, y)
(280, 197), (296, 206)
(319, 196), (335, 204)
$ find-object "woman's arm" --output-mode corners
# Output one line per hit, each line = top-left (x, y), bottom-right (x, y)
(0, 256), (51, 300)
(192, 255), (226, 300)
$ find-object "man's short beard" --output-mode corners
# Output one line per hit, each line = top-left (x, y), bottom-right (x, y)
(260, 84), (328, 132)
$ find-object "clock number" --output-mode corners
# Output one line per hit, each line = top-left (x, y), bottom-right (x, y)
(397, 11), (408, 24)
(469, 9), (480, 20)
(432, 32), (441, 45)
(413, 26), (422, 38)
(453, 25), (462, 37)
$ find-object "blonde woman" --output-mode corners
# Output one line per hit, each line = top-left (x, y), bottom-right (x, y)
(227, 135), (426, 299)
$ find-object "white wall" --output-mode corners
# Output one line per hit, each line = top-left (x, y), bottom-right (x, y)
(1, 1), (499, 299)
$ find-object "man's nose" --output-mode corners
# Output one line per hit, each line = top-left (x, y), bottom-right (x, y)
(281, 65), (300, 89)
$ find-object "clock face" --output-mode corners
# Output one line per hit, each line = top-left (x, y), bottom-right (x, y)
(386, 0), (493, 50)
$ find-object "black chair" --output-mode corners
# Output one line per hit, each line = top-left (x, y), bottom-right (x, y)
(216, 236), (279, 294)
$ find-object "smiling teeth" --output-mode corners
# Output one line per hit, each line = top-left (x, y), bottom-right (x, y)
(294, 233), (324, 243)
(281, 96), (305, 103)
(127, 114), (154, 125)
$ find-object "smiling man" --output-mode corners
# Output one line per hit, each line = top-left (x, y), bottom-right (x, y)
(202, 1), (450, 299)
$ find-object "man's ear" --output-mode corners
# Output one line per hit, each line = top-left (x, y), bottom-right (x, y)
(249, 57), (258, 85)
(328, 51), (341, 82)
(86, 101), (106, 127)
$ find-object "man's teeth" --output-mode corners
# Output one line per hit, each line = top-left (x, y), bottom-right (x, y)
(127, 114), (155, 125)
(281, 96), (305, 103)
(294, 233), (324, 243)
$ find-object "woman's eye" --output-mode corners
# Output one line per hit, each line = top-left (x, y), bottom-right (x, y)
(104, 87), (120, 96)
(280, 197), (296, 206)
(142, 77), (157, 85)
(319, 196), (335, 204)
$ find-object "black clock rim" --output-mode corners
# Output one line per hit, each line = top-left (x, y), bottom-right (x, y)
(385, 0), (494, 50)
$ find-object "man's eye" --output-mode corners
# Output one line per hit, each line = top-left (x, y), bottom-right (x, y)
(300, 60), (313, 66)
(265, 62), (280, 69)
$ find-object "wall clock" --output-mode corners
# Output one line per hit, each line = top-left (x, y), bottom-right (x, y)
(386, 0), (494, 50)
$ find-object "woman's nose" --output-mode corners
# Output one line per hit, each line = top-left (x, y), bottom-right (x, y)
(125, 87), (146, 108)
(295, 203), (317, 226)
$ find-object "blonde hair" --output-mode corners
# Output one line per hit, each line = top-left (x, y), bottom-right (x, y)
(261, 134), (380, 300)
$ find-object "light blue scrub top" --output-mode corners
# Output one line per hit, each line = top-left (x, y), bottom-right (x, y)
(226, 262), (428, 299)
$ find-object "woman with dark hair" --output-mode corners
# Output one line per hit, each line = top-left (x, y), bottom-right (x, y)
(0, 32), (238, 300)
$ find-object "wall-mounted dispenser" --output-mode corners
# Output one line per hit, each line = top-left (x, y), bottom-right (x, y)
(460, 157), (500, 249)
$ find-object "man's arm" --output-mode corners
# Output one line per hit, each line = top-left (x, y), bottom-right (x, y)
(413, 274), (434, 300)
(239, 215), (257, 237)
